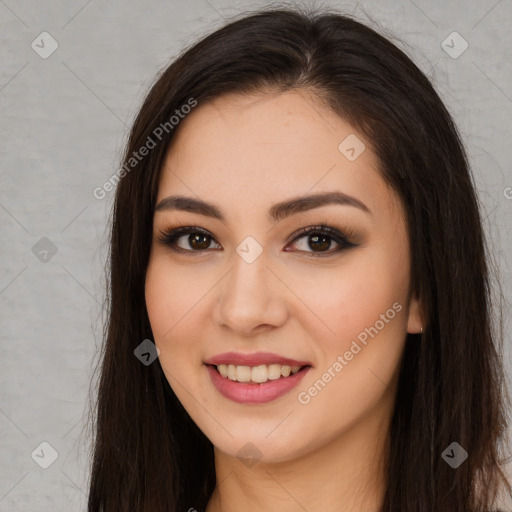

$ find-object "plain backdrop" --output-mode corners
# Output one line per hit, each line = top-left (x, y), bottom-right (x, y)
(1, 0), (511, 510)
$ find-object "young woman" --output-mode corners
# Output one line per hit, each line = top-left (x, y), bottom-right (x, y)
(86, 6), (512, 512)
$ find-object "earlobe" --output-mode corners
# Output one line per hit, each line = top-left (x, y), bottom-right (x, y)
(406, 292), (425, 334)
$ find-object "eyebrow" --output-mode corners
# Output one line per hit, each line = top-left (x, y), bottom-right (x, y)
(154, 191), (371, 222)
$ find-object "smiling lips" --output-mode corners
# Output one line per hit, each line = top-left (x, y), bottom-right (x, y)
(216, 363), (301, 383)
(204, 351), (312, 404)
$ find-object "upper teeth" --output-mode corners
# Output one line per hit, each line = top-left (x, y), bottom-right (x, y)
(216, 364), (301, 383)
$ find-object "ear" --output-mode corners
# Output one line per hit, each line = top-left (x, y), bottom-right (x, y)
(406, 291), (424, 334)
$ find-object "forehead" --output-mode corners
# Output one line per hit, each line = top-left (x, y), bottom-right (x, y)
(156, 90), (397, 222)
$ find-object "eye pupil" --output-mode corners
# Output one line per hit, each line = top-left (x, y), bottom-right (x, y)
(309, 234), (331, 252)
(190, 233), (210, 250)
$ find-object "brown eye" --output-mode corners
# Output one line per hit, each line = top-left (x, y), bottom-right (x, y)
(157, 224), (357, 258)
(285, 225), (356, 257)
(186, 233), (213, 250)
(298, 233), (332, 252)
(157, 227), (221, 253)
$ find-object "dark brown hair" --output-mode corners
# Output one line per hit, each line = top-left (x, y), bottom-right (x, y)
(85, 5), (511, 511)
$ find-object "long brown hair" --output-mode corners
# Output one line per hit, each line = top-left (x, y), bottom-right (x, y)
(85, 6), (511, 511)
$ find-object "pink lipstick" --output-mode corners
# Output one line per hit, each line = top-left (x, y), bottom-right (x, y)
(204, 352), (312, 404)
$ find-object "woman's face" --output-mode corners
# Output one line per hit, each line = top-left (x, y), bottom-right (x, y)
(145, 89), (423, 464)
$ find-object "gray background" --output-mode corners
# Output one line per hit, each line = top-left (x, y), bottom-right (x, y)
(1, 0), (511, 510)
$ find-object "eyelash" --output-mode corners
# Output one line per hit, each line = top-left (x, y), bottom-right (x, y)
(156, 223), (358, 258)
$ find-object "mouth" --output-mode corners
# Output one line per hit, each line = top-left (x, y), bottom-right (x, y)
(207, 363), (311, 384)
(203, 352), (313, 404)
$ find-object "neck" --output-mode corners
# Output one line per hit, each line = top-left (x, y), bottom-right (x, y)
(205, 408), (390, 512)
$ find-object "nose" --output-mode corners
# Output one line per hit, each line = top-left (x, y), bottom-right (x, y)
(213, 251), (289, 336)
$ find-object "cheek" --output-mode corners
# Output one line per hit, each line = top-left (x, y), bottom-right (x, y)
(144, 259), (206, 375)
(291, 249), (409, 409)
(303, 302), (406, 420)
(287, 250), (408, 351)
(145, 256), (213, 336)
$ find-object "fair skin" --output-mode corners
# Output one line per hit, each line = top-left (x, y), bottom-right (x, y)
(145, 89), (423, 512)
